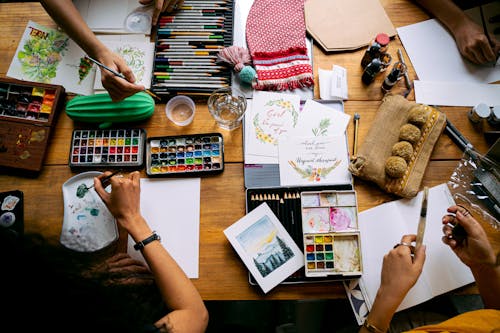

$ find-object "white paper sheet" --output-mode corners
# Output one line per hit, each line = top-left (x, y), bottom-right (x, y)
(127, 178), (201, 279)
(359, 184), (474, 312)
(397, 10), (500, 84)
(415, 80), (500, 107)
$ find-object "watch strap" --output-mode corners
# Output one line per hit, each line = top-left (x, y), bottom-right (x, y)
(133, 231), (161, 251)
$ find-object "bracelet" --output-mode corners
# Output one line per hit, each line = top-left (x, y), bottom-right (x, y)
(362, 319), (386, 333)
(133, 231), (161, 251)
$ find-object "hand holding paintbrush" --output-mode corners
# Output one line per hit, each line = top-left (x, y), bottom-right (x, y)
(86, 56), (160, 101)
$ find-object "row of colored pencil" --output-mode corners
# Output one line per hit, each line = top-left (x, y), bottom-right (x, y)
(151, 0), (233, 97)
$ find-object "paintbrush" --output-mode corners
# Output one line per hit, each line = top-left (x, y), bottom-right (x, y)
(353, 113), (360, 157)
(85, 56), (160, 101)
(86, 170), (122, 190)
(416, 186), (428, 248)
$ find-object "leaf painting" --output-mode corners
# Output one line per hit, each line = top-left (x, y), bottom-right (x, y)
(17, 26), (69, 83)
(311, 118), (331, 136)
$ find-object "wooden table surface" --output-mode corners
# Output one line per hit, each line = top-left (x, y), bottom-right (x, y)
(0, 1), (495, 300)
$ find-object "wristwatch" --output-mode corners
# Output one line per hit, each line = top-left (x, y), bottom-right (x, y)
(133, 231), (161, 251)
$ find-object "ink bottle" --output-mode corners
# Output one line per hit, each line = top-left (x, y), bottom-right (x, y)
(361, 33), (390, 68)
(381, 62), (407, 93)
(361, 58), (383, 85)
(468, 103), (490, 124)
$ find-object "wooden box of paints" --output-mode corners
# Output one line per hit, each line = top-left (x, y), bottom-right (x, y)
(246, 186), (362, 284)
(0, 78), (65, 173)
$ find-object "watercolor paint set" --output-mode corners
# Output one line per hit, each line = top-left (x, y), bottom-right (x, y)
(69, 128), (146, 169)
(0, 78), (65, 173)
(146, 133), (224, 177)
(301, 190), (362, 278)
(245, 184), (359, 284)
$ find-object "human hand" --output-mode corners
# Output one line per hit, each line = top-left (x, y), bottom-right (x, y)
(85, 253), (154, 286)
(97, 51), (145, 101)
(378, 234), (426, 303)
(139, 0), (184, 26)
(452, 17), (500, 65)
(442, 205), (496, 268)
(94, 171), (143, 230)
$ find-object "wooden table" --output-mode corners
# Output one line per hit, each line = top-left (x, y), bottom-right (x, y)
(0, 1), (495, 300)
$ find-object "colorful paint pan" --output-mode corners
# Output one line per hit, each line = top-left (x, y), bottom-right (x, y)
(301, 190), (362, 278)
(146, 133), (224, 176)
(68, 128), (146, 169)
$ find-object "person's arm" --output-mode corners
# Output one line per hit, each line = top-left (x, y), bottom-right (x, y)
(40, 0), (145, 101)
(413, 0), (500, 64)
(359, 234), (426, 333)
(94, 171), (209, 333)
(442, 206), (500, 309)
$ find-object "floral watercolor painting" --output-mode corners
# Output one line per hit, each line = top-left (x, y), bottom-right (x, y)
(16, 24), (69, 83)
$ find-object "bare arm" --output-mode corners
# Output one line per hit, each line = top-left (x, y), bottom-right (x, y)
(359, 235), (426, 333)
(94, 171), (209, 333)
(442, 206), (500, 309)
(413, 0), (500, 64)
(40, 0), (144, 101)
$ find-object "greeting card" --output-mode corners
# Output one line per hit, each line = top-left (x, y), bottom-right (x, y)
(245, 91), (301, 161)
(223, 203), (304, 293)
(278, 135), (351, 186)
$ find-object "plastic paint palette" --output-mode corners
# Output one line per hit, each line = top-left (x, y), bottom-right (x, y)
(69, 128), (146, 169)
(301, 190), (362, 278)
(146, 133), (224, 177)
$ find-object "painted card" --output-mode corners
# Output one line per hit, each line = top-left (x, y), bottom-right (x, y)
(245, 91), (301, 161)
(7, 21), (96, 96)
(278, 135), (351, 186)
(224, 203), (304, 293)
(287, 99), (351, 137)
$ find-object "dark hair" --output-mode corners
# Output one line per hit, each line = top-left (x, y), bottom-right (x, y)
(1, 233), (166, 333)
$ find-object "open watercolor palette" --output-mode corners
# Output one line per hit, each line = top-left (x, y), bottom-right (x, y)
(301, 190), (362, 278)
(69, 128), (146, 169)
(245, 185), (360, 284)
(0, 78), (65, 173)
(146, 133), (224, 177)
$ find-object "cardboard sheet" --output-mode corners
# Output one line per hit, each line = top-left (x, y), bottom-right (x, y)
(305, 0), (396, 52)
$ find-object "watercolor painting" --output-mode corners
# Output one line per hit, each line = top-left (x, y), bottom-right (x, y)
(16, 24), (69, 83)
(224, 203), (304, 293)
(279, 136), (351, 186)
(236, 215), (295, 278)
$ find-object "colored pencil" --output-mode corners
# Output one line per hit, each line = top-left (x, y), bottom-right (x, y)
(154, 82), (228, 86)
(158, 36), (224, 40)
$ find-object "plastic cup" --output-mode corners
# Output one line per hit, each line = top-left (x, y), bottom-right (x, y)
(207, 87), (247, 130)
(165, 96), (195, 126)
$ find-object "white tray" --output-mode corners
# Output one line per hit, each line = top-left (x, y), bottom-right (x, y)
(60, 171), (118, 252)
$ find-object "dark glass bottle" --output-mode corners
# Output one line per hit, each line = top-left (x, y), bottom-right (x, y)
(360, 33), (390, 68)
(362, 58), (383, 85)
(381, 62), (407, 93)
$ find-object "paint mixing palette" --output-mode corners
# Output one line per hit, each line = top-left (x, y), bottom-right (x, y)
(69, 128), (146, 169)
(146, 133), (224, 177)
(301, 190), (362, 278)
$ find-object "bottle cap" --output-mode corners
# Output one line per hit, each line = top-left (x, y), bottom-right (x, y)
(375, 33), (390, 46)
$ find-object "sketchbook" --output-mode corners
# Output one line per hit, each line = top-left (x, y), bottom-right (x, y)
(349, 184), (474, 317)
(6, 21), (154, 96)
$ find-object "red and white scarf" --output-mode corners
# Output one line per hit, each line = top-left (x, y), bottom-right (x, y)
(246, 0), (314, 91)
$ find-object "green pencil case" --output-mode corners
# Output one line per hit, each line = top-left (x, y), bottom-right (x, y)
(65, 92), (155, 129)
